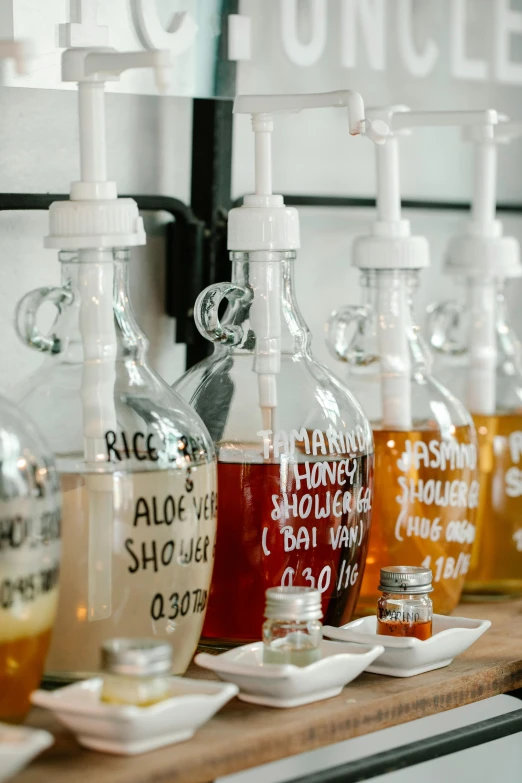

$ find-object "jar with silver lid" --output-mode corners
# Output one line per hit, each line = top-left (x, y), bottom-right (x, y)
(262, 587), (322, 666)
(100, 639), (173, 706)
(377, 566), (433, 640)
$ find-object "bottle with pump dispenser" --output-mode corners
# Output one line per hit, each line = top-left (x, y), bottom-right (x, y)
(14, 39), (216, 679)
(429, 118), (522, 598)
(175, 91), (387, 645)
(0, 39), (61, 721)
(326, 107), (487, 615)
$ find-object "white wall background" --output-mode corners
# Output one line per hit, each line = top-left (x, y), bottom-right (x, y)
(1, 1), (522, 780)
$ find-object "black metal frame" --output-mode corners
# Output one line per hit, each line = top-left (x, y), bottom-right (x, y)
(285, 692), (522, 783)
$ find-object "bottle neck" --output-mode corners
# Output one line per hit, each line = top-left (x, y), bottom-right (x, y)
(58, 249), (148, 364)
(360, 267), (432, 375)
(229, 251), (311, 357)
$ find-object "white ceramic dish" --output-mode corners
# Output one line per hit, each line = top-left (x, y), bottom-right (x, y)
(0, 722), (53, 783)
(195, 640), (384, 708)
(31, 676), (238, 755)
(323, 614), (491, 677)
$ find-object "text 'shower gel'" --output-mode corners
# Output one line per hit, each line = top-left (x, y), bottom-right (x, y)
(174, 91), (386, 645)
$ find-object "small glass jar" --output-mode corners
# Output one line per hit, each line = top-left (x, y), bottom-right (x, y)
(262, 587), (322, 667)
(100, 639), (172, 706)
(377, 566), (433, 640)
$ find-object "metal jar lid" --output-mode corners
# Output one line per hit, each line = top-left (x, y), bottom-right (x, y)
(101, 639), (173, 677)
(378, 566), (433, 595)
(264, 587), (323, 621)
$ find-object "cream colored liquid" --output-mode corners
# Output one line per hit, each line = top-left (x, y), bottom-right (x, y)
(465, 413), (522, 597)
(46, 466), (216, 678)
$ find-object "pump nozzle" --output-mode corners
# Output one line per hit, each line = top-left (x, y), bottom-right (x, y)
(232, 90), (383, 432)
(355, 107), (501, 430)
(441, 114), (522, 416)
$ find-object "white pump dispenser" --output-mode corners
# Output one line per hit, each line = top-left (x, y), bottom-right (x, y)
(353, 107), (499, 430)
(229, 91), (388, 424)
(443, 119), (522, 416)
(44, 43), (170, 621)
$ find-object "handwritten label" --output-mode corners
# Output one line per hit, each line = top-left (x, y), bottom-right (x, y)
(393, 438), (478, 584)
(256, 426), (372, 595)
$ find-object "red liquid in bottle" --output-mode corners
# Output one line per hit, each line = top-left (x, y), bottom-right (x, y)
(377, 618), (432, 640)
(203, 456), (373, 645)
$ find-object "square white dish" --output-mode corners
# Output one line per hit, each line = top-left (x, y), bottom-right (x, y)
(31, 676), (238, 755)
(195, 639), (384, 708)
(323, 614), (491, 677)
(0, 722), (53, 783)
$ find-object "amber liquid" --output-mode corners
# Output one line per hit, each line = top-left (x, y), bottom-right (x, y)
(0, 628), (53, 722)
(357, 426), (478, 616)
(203, 456), (372, 644)
(465, 413), (522, 597)
(377, 618), (432, 640)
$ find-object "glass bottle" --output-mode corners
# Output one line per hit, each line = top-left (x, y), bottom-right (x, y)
(262, 587), (322, 666)
(328, 269), (478, 617)
(429, 120), (522, 599)
(100, 638), (172, 706)
(327, 108), (481, 617)
(377, 566), (433, 639)
(0, 397), (61, 722)
(15, 248), (216, 679)
(430, 277), (522, 597)
(176, 250), (373, 645)
(175, 94), (376, 646)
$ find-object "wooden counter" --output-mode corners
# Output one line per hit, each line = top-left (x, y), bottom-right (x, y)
(13, 600), (522, 783)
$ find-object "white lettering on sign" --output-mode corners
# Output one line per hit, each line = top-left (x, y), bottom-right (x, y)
(396, 0), (438, 78)
(341, 0), (386, 71)
(451, 0), (488, 80)
(277, 0), (522, 85)
(494, 0), (522, 85)
(280, 0), (327, 67)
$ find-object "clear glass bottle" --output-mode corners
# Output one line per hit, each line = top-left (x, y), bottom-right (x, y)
(377, 566), (433, 639)
(100, 638), (172, 706)
(175, 95), (376, 646)
(175, 250), (373, 645)
(0, 397), (61, 721)
(430, 276), (522, 597)
(262, 587), (322, 666)
(328, 269), (479, 616)
(14, 248), (216, 679)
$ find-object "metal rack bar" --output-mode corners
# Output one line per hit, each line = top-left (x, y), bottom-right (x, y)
(286, 702), (522, 783)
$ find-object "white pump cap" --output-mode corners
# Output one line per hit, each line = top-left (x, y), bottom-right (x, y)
(446, 119), (522, 278)
(354, 107), (500, 271)
(46, 47), (170, 249)
(229, 90), (388, 252)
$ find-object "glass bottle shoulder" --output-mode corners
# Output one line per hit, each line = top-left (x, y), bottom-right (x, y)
(16, 355), (215, 473)
(174, 346), (374, 460)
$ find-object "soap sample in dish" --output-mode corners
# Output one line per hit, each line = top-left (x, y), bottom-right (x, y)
(195, 639), (384, 708)
(31, 677), (238, 755)
(323, 614), (491, 677)
(0, 723), (53, 783)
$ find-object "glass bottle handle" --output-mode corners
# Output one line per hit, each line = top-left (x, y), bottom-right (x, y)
(427, 300), (467, 355)
(15, 286), (73, 354)
(326, 305), (371, 363)
(195, 282), (250, 346)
